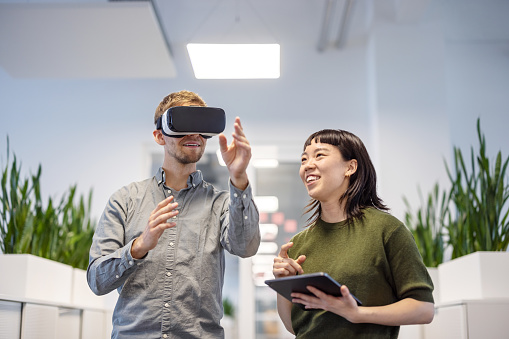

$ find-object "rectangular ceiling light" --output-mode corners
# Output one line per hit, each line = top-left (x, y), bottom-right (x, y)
(187, 43), (280, 79)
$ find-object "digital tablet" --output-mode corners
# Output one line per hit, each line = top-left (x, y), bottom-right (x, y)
(265, 272), (362, 308)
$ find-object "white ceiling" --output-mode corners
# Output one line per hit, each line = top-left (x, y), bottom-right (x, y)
(1, 0), (505, 79)
(0, 1), (176, 78)
(0, 0), (424, 79)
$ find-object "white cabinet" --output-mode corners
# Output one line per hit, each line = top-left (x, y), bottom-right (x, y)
(0, 255), (115, 339)
(1, 295), (112, 339)
(0, 300), (22, 339)
(57, 308), (81, 339)
(399, 324), (424, 339)
(423, 304), (467, 339)
(21, 303), (58, 339)
(82, 309), (107, 339)
(424, 299), (509, 339)
(400, 299), (509, 339)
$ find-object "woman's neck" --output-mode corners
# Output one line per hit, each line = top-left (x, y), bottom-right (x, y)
(320, 200), (347, 223)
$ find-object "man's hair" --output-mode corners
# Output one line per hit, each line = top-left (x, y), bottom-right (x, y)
(302, 129), (389, 226)
(154, 90), (207, 125)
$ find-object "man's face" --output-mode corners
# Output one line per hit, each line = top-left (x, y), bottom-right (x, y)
(163, 133), (207, 165)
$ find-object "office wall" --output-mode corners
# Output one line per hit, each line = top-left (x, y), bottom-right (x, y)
(0, 0), (508, 224)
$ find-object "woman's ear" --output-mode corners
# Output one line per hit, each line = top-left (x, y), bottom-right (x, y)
(346, 159), (358, 177)
(153, 130), (165, 145)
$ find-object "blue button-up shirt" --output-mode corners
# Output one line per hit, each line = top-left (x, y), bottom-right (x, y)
(87, 168), (260, 339)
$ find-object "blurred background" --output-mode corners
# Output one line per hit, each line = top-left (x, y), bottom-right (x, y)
(1, 0), (508, 338)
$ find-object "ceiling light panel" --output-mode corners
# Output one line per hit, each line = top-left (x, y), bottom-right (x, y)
(187, 43), (280, 79)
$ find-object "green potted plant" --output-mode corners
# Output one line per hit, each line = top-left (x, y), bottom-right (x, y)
(221, 297), (236, 339)
(404, 118), (509, 303)
(445, 119), (509, 256)
(438, 118), (509, 302)
(0, 138), (96, 304)
(404, 183), (448, 269)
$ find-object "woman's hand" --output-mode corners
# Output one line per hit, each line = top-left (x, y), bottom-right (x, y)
(273, 242), (306, 278)
(291, 285), (360, 322)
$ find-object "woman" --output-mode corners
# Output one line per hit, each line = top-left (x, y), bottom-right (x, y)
(272, 129), (434, 338)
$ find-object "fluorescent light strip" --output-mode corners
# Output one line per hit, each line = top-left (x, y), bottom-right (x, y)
(187, 43), (280, 79)
(253, 196), (279, 213)
(252, 159), (279, 168)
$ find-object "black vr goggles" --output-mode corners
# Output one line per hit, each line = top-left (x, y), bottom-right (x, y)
(156, 106), (226, 139)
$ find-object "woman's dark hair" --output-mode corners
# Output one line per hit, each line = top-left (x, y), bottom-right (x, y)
(303, 129), (388, 226)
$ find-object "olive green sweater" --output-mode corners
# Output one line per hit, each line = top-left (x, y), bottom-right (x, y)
(288, 207), (434, 339)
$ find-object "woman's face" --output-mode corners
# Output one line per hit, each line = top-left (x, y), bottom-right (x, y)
(299, 140), (353, 204)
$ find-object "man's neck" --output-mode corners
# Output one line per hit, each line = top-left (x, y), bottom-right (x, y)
(162, 160), (197, 191)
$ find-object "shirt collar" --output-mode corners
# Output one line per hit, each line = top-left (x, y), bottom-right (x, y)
(157, 167), (203, 188)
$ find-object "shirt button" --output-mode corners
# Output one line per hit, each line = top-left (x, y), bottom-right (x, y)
(169, 242), (174, 247)
(164, 303), (169, 307)
(244, 215), (248, 220)
(243, 194), (247, 199)
(166, 272), (172, 277)
(129, 261), (134, 266)
(115, 275), (119, 279)
(163, 334), (168, 338)
(167, 189), (171, 194)
(234, 193), (238, 198)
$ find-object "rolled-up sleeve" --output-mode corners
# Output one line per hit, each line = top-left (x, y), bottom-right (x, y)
(221, 181), (260, 258)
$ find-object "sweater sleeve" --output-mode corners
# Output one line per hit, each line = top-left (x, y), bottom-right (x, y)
(385, 224), (435, 303)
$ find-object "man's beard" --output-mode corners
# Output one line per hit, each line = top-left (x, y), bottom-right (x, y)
(168, 148), (205, 164)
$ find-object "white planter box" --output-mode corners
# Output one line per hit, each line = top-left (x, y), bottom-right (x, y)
(438, 251), (509, 303)
(101, 288), (118, 311)
(0, 254), (73, 304)
(71, 269), (102, 309)
(71, 268), (118, 310)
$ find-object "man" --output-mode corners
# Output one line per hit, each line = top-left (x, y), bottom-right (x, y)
(87, 90), (260, 338)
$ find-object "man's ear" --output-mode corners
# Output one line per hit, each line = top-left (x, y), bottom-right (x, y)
(346, 159), (358, 177)
(153, 130), (165, 145)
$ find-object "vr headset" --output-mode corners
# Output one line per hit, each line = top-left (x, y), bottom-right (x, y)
(156, 106), (226, 139)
